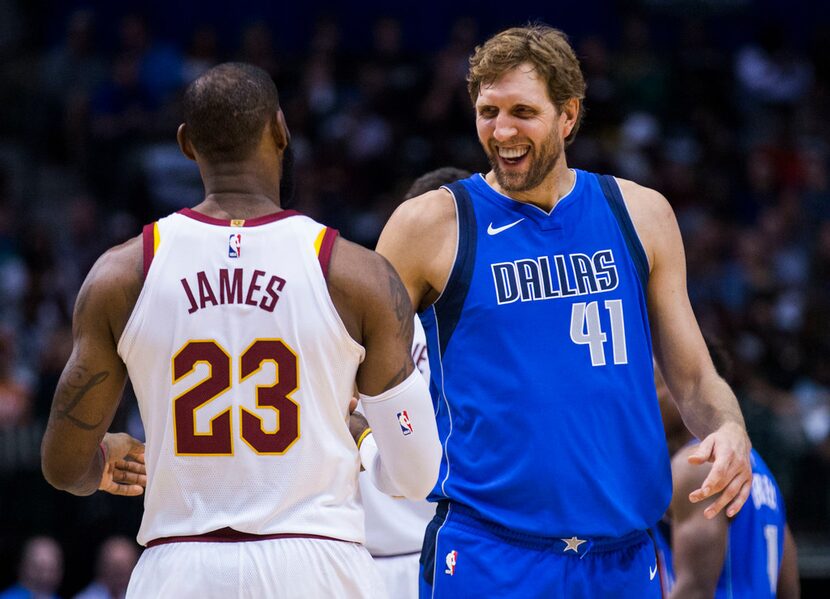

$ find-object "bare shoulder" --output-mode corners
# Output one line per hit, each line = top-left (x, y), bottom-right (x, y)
(388, 188), (457, 231)
(87, 235), (143, 297)
(614, 177), (678, 268)
(378, 188), (457, 309)
(76, 234), (144, 340)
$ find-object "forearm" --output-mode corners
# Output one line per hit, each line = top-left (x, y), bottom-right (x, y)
(359, 369), (441, 499)
(675, 374), (745, 440)
(41, 436), (105, 496)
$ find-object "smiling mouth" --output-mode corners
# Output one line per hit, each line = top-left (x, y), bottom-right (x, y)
(497, 145), (530, 165)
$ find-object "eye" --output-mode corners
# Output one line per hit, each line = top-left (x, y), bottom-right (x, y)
(478, 106), (497, 118)
(513, 106), (536, 118)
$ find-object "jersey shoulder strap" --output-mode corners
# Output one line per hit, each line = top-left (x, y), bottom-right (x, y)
(433, 181), (477, 355)
(597, 174), (649, 290)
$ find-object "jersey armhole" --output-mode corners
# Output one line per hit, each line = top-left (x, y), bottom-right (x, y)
(597, 174), (649, 290)
(314, 226), (339, 280)
(142, 222), (159, 279)
(433, 181), (477, 356)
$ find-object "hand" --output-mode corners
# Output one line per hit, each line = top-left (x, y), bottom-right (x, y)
(687, 422), (752, 519)
(99, 432), (146, 496)
(349, 410), (370, 447)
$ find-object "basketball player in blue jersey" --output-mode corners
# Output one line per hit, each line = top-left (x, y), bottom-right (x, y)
(376, 25), (753, 598)
(652, 344), (800, 599)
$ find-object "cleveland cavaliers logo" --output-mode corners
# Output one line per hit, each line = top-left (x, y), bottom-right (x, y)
(229, 234), (242, 258)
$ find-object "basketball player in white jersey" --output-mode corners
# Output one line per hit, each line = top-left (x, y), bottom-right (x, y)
(359, 167), (470, 599)
(41, 62), (441, 598)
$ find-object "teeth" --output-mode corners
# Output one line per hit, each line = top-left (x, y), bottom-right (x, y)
(498, 146), (529, 159)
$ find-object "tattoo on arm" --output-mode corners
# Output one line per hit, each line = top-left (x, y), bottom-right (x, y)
(388, 268), (414, 342)
(381, 363), (409, 392)
(53, 365), (110, 430)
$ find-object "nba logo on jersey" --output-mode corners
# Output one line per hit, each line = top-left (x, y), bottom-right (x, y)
(397, 411), (413, 436)
(445, 550), (458, 575)
(228, 234), (242, 258)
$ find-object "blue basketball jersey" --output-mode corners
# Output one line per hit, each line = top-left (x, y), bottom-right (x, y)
(652, 449), (787, 598)
(419, 170), (671, 538)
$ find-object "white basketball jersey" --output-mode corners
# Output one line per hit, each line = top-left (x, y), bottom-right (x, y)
(117, 209), (365, 547)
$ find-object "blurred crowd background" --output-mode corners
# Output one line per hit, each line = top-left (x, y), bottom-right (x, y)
(0, 0), (829, 596)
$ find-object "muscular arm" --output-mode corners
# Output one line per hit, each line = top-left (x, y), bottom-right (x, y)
(621, 178), (751, 518)
(328, 237), (440, 498)
(41, 237), (144, 496)
(669, 447), (728, 599)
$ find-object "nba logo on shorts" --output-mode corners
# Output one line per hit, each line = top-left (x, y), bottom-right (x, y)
(397, 410), (413, 436)
(445, 550), (458, 575)
(229, 234), (242, 258)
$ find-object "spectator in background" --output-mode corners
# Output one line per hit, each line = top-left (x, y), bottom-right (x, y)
(73, 537), (139, 599)
(182, 24), (220, 83)
(0, 536), (63, 599)
(0, 327), (31, 430)
(38, 9), (106, 166)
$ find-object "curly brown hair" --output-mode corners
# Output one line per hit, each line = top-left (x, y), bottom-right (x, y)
(467, 24), (586, 146)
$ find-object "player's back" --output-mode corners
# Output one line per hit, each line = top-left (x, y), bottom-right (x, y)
(117, 209), (365, 547)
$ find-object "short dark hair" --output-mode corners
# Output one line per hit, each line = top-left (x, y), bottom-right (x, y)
(405, 167), (472, 199)
(183, 62), (279, 162)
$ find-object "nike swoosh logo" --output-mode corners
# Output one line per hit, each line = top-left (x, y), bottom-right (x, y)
(649, 564), (658, 581)
(487, 218), (525, 235)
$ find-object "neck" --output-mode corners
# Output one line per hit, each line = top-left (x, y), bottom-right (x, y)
(195, 162), (282, 219)
(485, 159), (574, 212)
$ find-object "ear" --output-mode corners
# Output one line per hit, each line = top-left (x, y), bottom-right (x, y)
(177, 124), (196, 161)
(271, 109), (290, 152)
(559, 97), (580, 139)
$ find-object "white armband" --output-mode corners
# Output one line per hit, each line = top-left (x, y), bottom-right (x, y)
(359, 369), (441, 500)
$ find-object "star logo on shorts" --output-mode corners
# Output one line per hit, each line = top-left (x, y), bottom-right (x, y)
(561, 536), (587, 553)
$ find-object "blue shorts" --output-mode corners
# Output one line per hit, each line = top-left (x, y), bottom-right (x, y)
(419, 502), (662, 599)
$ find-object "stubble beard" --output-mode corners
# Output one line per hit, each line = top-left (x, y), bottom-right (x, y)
(488, 132), (563, 193)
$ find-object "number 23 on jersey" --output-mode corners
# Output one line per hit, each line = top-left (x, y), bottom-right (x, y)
(172, 339), (300, 456)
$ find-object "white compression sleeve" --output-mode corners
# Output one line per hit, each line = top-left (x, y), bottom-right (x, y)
(358, 369), (441, 500)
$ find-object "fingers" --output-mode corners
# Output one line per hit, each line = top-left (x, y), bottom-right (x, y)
(349, 397), (358, 413)
(701, 474), (750, 519)
(117, 460), (147, 475)
(689, 451), (735, 503)
(687, 436), (714, 465)
(111, 461), (147, 488)
(102, 482), (145, 497)
(724, 479), (752, 518)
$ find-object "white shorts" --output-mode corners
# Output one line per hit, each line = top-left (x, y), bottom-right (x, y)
(372, 552), (420, 599)
(127, 537), (387, 598)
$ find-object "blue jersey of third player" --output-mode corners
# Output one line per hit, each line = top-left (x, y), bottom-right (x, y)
(653, 449), (787, 598)
(420, 170), (671, 538)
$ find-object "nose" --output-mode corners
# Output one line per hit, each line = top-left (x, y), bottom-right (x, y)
(493, 114), (518, 142)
